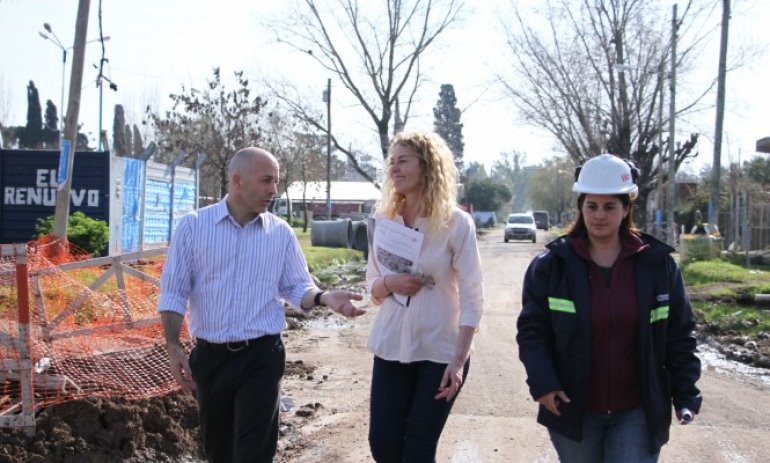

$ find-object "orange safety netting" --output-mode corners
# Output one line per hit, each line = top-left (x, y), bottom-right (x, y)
(0, 236), (190, 419)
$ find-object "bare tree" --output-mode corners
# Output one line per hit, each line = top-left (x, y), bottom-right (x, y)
(0, 72), (12, 130)
(268, 82), (383, 186)
(499, 0), (719, 224)
(274, 0), (462, 162)
(527, 156), (577, 225)
(0, 72), (17, 148)
(146, 68), (265, 199)
(262, 107), (327, 229)
(490, 150), (535, 214)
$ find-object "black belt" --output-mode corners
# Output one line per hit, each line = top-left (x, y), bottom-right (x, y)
(196, 334), (279, 353)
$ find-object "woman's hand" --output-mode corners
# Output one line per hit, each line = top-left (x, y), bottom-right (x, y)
(435, 358), (465, 402)
(386, 273), (426, 296)
(676, 408), (695, 425)
(536, 390), (571, 416)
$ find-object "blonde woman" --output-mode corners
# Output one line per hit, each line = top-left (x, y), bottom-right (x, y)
(366, 131), (484, 462)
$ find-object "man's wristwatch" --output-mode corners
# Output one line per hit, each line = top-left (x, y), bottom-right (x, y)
(314, 291), (326, 307)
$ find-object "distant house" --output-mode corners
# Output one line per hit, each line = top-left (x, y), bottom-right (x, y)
(275, 181), (381, 218)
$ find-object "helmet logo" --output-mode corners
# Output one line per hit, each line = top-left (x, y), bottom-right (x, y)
(621, 173), (631, 182)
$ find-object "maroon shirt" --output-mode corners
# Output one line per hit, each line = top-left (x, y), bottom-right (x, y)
(569, 232), (648, 414)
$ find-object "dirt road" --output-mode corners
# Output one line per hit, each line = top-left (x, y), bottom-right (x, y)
(279, 230), (770, 462)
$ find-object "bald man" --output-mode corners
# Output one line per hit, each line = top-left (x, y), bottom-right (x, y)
(158, 147), (365, 463)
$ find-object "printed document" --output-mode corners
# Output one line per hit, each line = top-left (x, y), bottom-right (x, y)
(371, 218), (424, 306)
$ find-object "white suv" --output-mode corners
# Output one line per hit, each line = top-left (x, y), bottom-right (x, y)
(504, 213), (537, 243)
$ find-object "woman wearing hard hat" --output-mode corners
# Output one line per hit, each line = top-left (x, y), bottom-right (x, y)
(516, 153), (702, 462)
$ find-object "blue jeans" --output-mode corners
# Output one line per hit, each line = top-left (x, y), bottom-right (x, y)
(549, 407), (660, 463)
(368, 356), (470, 463)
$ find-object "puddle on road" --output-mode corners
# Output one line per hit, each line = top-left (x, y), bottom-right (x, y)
(451, 441), (479, 462)
(303, 317), (354, 330)
(698, 343), (770, 385)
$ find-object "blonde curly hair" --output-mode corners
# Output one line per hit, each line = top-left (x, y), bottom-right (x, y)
(374, 131), (458, 231)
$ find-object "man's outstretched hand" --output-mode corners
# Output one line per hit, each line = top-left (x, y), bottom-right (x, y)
(323, 291), (366, 317)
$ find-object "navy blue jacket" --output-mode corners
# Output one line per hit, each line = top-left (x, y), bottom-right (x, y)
(516, 232), (702, 452)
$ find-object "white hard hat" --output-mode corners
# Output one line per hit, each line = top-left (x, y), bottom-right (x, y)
(573, 153), (639, 199)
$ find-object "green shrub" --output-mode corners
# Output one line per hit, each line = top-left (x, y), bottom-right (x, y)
(280, 216), (307, 228)
(35, 211), (109, 257)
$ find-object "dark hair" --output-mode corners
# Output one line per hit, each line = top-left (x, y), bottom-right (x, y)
(567, 193), (640, 237)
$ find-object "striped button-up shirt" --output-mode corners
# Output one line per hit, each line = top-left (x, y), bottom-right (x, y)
(158, 198), (315, 343)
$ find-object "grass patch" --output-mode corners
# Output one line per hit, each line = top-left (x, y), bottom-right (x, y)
(683, 258), (770, 337)
(294, 228), (364, 274)
(700, 286), (738, 299)
(692, 301), (770, 335)
(682, 259), (754, 285)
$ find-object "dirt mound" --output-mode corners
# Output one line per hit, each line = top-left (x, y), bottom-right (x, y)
(0, 312), (335, 463)
(0, 392), (202, 463)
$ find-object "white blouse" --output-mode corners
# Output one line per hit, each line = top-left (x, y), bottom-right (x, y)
(365, 207), (484, 364)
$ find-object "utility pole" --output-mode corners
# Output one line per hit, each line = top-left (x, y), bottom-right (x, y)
(710, 0), (730, 231)
(657, 62), (665, 237)
(666, 4), (678, 247)
(324, 78), (332, 220)
(52, 0), (91, 253)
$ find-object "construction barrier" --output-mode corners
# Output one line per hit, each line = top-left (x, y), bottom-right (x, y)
(0, 243), (34, 436)
(0, 237), (191, 435)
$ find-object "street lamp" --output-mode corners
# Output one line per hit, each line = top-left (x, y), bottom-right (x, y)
(39, 23), (110, 135)
(39, 24), (66, 132)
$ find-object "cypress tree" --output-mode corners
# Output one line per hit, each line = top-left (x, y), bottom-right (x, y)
(20, 81), (43, 148)
(44, 100), (58, 131)
(124, 124), (133, 156)
(432, 84), (464, 173)
(132, 124), (143, 156)
(112, 104), (127, 155)
(42, 100), (60, 147)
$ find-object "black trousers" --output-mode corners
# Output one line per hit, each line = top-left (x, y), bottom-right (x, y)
(368, 356), (470, 463)
(188, 335), (285, 463)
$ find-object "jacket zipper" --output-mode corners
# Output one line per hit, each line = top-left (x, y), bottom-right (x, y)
(606, 286), (612, 415)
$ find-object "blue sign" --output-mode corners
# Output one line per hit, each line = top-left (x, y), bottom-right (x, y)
(56, 139), (72, 189)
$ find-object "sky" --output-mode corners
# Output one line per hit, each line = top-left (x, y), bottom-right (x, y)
(1, 0), (769, 176)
